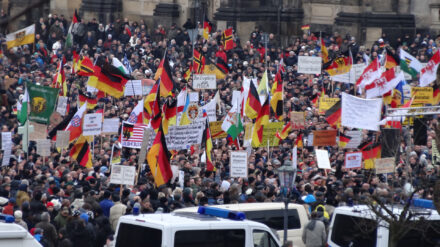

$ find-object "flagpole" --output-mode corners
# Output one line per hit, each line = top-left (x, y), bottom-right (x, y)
(25, 81), (29, 159)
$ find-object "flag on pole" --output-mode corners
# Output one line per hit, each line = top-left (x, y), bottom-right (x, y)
(201, 119), (214, 171)
(324, 56), (352, 76)
(65, 10), (80, 48)
(325, 101), (341, 128)
(28, 83), (59, 124)
(162, 97), (177, 135)
(65, 103), (87, 142)
(6, 24), (35, 49)
(420, 50), (440, 87)
(365, 69), (405, 99)
(221, 103), (243, 141)
(385, 48), (399, 69)
(70, 135), (93, 168)
(244, 80), (261, 119)
(276, 122), (292, 141)
(147, 124), (173, 187)
(338, 132), (352, 148)
(252, 97), (270, 146)
(203, 17), (212, 40)
(362, 143), (381, 169)
(78, 92), (97, 110)
(193, 49), (205, 74)
(17, 87), (29, 125)
(356, 57), (381, 91)
(154, 56), (176, 97)
(123, 54), (133, 74)
(399, 48), (422, 78)
(112, 56), (130, 75)
(270, 70), (283, 120)
(221, 28), (234, 50)
(127, 99), (144, 124)
(321, 38), (329, 63)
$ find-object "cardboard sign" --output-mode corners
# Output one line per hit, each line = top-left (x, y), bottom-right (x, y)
(290, 112), (305, 129)
(375, 157), (395, 174)
(109, 164), (136, 185)
(56, 96), (68, 116)
(345, 152), (362, 169)
(411, 87), (433, 104)
(313, 130), (337, 146)
(36, 139), (51, 157)
(29, 121), (47, 141)
(210, 121), (227, 139)
(230, 151), (248, 178)
(315, 149), (331, 169)
(102, 118), (120, 134)
(252, 122), (284, 147)
(319, 97), (340, 114)
(193, 74), (217, 89)
(83, 113), (103, 136)
(55, 131), (70, 149)
(297, 56), (322, 74)
(124, 80), (143, 96)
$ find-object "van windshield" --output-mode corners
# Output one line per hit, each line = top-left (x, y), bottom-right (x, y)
(245, 209), (301, 230)
(115, 223), (162, 247)
(331, 214), (377, 247)
(395, 220), (440, 247)
(174, 229), (245, 247)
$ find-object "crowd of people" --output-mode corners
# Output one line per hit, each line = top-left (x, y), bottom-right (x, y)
(0, 11), (439, 247)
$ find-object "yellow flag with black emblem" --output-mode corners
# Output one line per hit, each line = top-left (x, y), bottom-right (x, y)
(6, 24), (35, 49)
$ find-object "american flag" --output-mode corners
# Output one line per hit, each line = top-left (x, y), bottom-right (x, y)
(121, 122), (147, 149)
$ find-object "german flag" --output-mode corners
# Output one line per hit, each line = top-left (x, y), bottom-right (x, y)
(204, 59), (226, 79)
(252, 97), (270, 146)
(78, 92), (97, 110)
(154, 56), (176, 97)
(385, 48), (399, 69)
(150, 81), (162, 132)
(325, 100), (341, 127)
(144, 80), (159, 121)
(321, 38), (329, 63)
(221, 28), (234, 50)
(87, 57), (130, 98)
(201, 119), (214, 171)
(324, 56), (352, 76)
(162, 96), (176, 135)
(270, 70), (283, 120)
(77, 56), (95, 76)
(72, 51), (80, 73)
(53, 57), (67, 96)
(276, 122), (292, 141)
(70, 135), (93, 168)
(358, 140), (373, 151)
(47, 105), (76, 140)
(295, 133), (303, 148)
(193, 49), (205, 74)
(433, 84), (440, 105)
(338, 132), (352, 148)
(362, 143), (381, 169)
(311, 93), (319, 107)
(147, 124), (173, 187)
(203, 17), (212, 40)
(216, 56), (229, 74)
(245, 81), (261, 119)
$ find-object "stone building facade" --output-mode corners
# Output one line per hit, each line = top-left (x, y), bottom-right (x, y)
(3, 0), (440, 46)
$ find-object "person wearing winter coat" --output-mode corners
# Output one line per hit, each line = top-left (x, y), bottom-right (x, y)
(302, 212), (327, 247)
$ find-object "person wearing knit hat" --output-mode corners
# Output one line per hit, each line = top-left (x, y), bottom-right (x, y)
(14, 210), (28, 230)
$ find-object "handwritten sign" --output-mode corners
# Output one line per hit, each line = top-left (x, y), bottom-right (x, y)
(315, 149), (331, 169)
(411, 87), (433, 104)
(110, 164), (136, 185)
(124, 80), (143, 96)
(230, 151), (248, 178)
(56, 96), (68, 116)
(313, 130), (337, 146)
(193, 74), (217, 89)
(319, 97), (340, 114)
(29, 121), (47, 141)
(375, 157), (395, 174)
(36, 139), (51, 157)
(102, 118), (120, 134)
(210, 121), (227, 139)
(345, 152), (362, 169)
(252, 122), (284, 147)
(290, 112), (305, 129)
(83, 113), (103, 136)
(297, 56), (322, 74)
(56, 131), (70, 149)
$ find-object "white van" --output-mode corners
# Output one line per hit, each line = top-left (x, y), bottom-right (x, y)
(114, 206), (282, 247)
(175, 202), (309, 247)
(0, 222), (41, 247)
(327, 204), (440, 247)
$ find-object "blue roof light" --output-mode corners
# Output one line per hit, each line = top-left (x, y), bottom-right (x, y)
(412, 199), (435, 209)
(198, 206), (246, 220)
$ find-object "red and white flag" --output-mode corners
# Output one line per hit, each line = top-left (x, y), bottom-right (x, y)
(356, 57), (381, 92)
(420, 50), (440, 87)
(65, 103), (87, 142)
(120, 122), (147, 149)
(365, 68), (404, 99)
(127, 99), (144, 124)
(378, 98), (413, 129)
(177, 87), (187, 113)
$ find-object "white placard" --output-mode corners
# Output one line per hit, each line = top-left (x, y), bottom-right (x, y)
(124, 80), (143, 96)
(36, 139), (51, 157)
(138, 130), (151, 167)
(341, 92), (382, 131)
(109, 164), (136, 185)
(189, 92), (199, 102)
(55, 131), (70, 149)
(179, 170), (185, 188)
(56, 96), (68, 116)
(102, 118), (120, 134)
(193, 74), (217, 89)
(87, 85), (98, 93)
(297, 56), (322, 74)
(200, 99), (216, 122)
(83, 113), (103, 136)
(1, 132), (12, 150)
(230, 151), (248, 178)
(1, 148), (11, 166)
(344, 130), (363, 149)
(353, 64), (368, 81)
(292, 146), (298, 170)
(147, 122), (205, 150)
(345, 152), (362, 169)
(306, 133), (314, 147)
(315, 149), (331, 169)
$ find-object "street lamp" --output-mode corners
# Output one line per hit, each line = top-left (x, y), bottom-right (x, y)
(276, 160), (296, 245)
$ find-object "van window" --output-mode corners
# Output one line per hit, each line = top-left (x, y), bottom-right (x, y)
(245, 209), (301, 230)
(253, 229), (278, 247)
(395, 220), (440, 247)
(174, 229), (245, 247)
(115, 223), (162, 247)
(331, 214), (377, 247)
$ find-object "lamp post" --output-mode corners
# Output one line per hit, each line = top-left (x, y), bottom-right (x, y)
(276, 160), (296, 245)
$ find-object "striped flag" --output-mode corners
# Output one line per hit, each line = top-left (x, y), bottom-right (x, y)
(120, 122), (146, 149)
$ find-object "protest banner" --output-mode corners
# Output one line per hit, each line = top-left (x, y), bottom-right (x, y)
(193, 74), (216, 89)
(319, 97), (340, 114)
(344, 130), (363, 149)
(210, 121), (227, 139)
(230, 151), (248, 178)
(313, 130), (337, 146)
(375, 157), (395, 174)
(124, 80), (143, 96)
(341, 93), (382, 131)
(345, 152), (362, 169)
(410, 87), (433, 104)
(138, 130), (151, 167)
(36, 139), (51, 157)
(83, 113), (103, 136)
(56, 131), (70, 149)
(28, 84), (59, 124)
(56, 96), (68, 116)
(29, 121), (47, 141)
(252, 122), (284, 147)
(102, 118), (120, 134)
(109, 164), (136, 186)
(165, 122), (205, 150)
(290, 112), (305, 129)
(297, 56), (322, 74)
(1, 148), (11, 166)
(315, 149), (331, 169)
(1, 132), (12, 150)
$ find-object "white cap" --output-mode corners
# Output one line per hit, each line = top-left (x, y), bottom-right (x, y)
(378, 38), (384, 43)
(14, 210), (22, 219)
